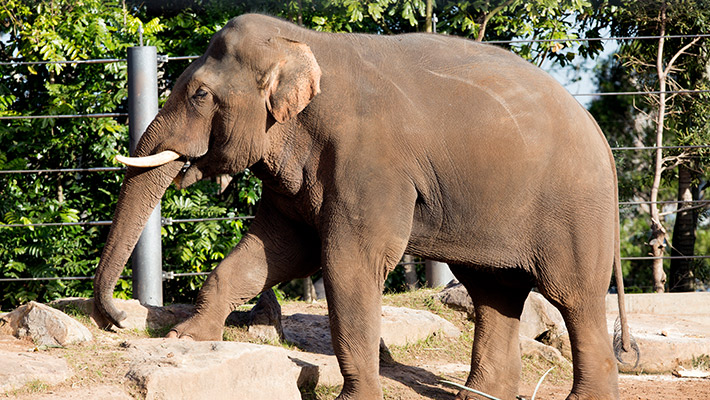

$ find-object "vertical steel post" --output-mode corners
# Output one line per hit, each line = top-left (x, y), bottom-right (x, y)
(128, 46), (163, 306)
(425, 260), (455, 288)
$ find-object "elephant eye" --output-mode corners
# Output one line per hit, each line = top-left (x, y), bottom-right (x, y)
(192, 89), (209, 100)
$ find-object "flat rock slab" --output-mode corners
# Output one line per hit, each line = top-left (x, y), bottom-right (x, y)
(0, 347), (73, 394)
(607, 313), (710, 373)
(380, 306), (461, 346)
(125, 338), (304, 400)
(283, 306), (461, 355)
(20, 385), (133, 400)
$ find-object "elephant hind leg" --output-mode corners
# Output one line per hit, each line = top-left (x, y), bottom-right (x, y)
(535, 259), (619, 399)
(449, 265), (532, 400)
(544, 292), (618, 400)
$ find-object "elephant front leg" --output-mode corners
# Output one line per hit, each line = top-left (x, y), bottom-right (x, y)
(323, 254), (387, 400)
(321, 227), (410, 400)
(168, 203), (320, 341)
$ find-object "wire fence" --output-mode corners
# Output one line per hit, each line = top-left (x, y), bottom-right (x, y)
(1, 31), (708, 286)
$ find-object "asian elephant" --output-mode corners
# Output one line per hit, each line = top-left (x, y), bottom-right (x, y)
(93, 13), (634, 400)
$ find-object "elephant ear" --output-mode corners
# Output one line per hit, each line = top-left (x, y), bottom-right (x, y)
(261, 37), (321, 123)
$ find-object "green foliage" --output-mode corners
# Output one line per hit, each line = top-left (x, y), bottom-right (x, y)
(3, 0), (705, 308)
(590, 0), (710, 291)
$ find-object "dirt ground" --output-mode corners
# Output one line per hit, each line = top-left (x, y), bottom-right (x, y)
(3, 289), (709, 399)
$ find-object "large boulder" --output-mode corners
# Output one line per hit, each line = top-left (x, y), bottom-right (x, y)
(283, 306), (461, 355)
(125, 339), (304, 400)
(381, 305), (461, 346)
(437, 284), (566, 341)
(519, 336), (569, 365)
(437, 282), (475, 316)
(0, 301), (92, 346)
(520, 292), (566, 341)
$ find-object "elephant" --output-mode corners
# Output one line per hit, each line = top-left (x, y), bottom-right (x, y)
(93, 13), (634, 400)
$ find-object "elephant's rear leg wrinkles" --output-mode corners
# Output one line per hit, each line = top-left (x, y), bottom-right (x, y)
(554, 296), (619, 400)
(450, 266), (532, 400)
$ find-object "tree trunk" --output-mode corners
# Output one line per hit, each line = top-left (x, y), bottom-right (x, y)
(670, 165), (698, 291)
(402, 254), (418, 292)
(650, 1), (668, 293)
(302, 277), (316, 302)
(424, 0), (433, 33)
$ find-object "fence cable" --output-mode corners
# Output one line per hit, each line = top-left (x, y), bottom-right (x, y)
(0, 113), (127, 120)
(0, 216), (255, 229)
(2, 256), (709, 283)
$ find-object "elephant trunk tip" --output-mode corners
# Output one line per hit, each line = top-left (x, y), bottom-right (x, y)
(93, 293), (128, 330)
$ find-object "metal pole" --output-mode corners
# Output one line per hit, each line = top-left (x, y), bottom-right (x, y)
(425, 260), (456, 288)
(128, 46), (163, 306)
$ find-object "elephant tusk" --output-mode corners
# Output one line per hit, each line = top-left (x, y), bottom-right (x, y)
(115, 150), (181, 168)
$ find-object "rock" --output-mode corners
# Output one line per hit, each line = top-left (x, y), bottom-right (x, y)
(437, 282), (475, 316)
(51, 297), (195, 332)
(545, 331), (573, 360)
(125, 338), (303, 400)
(519, 335), (570, 365)
(0, 346), (73, 394)
(247, 289), (284, 342)
(520, 292), (565, 341)
(29, 385), (133, 400)
(607, 313), (710, 373)
(0, 301), (92, 346)
(283, 313), (333, 354)
(283, 306), (461, 356)
(288, 351), (343, 387)
(438, 284), (566, 341)
(380, 306), (461, 346)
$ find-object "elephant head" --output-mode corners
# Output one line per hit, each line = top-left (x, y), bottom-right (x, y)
(93, 16), (321, 328)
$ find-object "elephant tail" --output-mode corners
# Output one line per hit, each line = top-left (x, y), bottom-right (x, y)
(612, 215), (640, 367)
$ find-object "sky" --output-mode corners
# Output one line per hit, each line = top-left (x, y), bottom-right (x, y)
(545, 40), (620, 109)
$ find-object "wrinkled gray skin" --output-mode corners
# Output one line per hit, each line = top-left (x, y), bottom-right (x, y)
(94, 14), (630, 400)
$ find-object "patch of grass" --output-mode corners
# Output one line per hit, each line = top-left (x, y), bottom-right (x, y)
(299, 383), (341, 400)
(691, 354), (710, 370)
(382, 289), (469, 330)
(521, 355), (573, 386)
(146, 325), (173, 338)
(24, 379), (48, 393)
(54, 303), (93, 325)
(222, 325), (251, 342)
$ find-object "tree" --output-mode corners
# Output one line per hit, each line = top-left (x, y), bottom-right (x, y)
(590, 0), (710, 292)
(0, 0), (258, 309)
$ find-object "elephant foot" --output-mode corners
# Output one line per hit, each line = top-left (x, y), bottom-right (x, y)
(454, 388), (513, 400)
(565, 392), (617, 400)
(166, 316), (223, 341)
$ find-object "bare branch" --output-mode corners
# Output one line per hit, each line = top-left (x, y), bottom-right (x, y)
(660, 203), (709, 217)
(476, 0), (517, 41)
(664, 37), (701, 76)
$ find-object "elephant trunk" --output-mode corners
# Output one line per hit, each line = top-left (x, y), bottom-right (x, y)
(93, 160), (184, 328)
